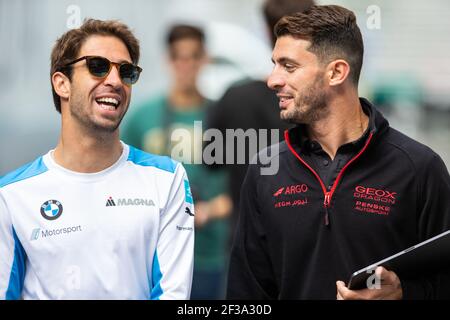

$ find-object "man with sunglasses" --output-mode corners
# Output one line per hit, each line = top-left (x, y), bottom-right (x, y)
(0, 19), (194, 300)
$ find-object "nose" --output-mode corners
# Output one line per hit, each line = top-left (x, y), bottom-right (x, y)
(103, 64), (123, 89)
(267, 68), (285, 91)
(175, 58), (196, 72)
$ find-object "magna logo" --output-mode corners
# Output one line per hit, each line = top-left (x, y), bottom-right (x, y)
(273, 184), (308, 197)
(106, 196), (155, 207)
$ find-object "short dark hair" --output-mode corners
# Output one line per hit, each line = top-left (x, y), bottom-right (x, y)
(165, 24), (205, 47)
(50, 19), (140, 113)
(274, 5), (364, 85)
(263, 0), (315, 46)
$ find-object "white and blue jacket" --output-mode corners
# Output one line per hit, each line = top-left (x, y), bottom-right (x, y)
(0, 143), (194, 299)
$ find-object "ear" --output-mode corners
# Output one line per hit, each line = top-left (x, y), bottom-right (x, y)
(326, 59), (351, 86)
(52, 71), (71, 101)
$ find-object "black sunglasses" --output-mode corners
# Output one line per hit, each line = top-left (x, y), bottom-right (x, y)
(63, 56), (143, 85)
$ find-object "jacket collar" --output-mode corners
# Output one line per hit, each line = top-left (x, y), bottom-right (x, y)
(286, 97), (389, 148)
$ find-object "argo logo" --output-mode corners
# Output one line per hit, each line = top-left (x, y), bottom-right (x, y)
(273, 184), (309, 197)
(273, 184), (309, 209)
(273, 187), (285, 197)
(40, 200), (63, 220)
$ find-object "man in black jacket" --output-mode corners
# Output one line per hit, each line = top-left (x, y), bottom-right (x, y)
(227, 5), (450, 300)
(206, 0), (315, 244)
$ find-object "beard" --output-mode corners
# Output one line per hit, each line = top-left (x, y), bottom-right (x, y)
(69, 90), (126, 135)
(281, 73), (330, 125)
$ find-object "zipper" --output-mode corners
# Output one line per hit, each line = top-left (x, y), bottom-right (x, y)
(284, 130), (374, 226)
(324, 192), (331, 226)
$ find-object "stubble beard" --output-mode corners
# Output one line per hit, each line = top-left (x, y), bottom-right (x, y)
(69, 91), (126, 136)
(281, 74), (330, 125)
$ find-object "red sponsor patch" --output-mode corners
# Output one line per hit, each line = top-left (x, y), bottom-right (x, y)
(273, 187), (285, 197)
(354, 185), (396, 204)
(353, 185), (398, 216)
(274, 198), (309, 208)
(273, 184), (308, 197)
(273, 184), (309, 208)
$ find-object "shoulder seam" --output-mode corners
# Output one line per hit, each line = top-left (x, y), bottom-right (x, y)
(385, 140), (421, 209)
(0, 158), (48, 189)
(385, 140), (418, 175)
(127, 146), (178, 174)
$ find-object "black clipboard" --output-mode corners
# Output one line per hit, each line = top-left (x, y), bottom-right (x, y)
(347, 230), (450, 290)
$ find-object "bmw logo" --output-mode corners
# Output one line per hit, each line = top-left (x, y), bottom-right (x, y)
(40, 200), (63, 220)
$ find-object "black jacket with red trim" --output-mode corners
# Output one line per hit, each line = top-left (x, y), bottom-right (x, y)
(227, 98), (450, 300)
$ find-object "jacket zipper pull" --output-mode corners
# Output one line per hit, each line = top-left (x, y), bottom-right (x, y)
(324, 192), (331, 226)
(324, 207), (329, 226)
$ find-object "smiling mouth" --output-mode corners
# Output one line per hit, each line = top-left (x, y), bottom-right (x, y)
(95, 97), (120, 111)
(279, 96), (293, 102)
(278, 95), (294, 108)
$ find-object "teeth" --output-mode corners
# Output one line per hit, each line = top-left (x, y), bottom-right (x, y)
(96, 97), (119, 106)
(99, 104), (116, 111)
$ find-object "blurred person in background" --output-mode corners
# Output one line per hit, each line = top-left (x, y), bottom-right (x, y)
(122, 24), (231, 300)
(205, 0), (315, 245)
(227, 5), (450, 300)
(0, 19), (194, 299)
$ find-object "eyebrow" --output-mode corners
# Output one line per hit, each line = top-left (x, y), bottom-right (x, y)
(271, 57), (299, 65)
(117, 59), (133, 64)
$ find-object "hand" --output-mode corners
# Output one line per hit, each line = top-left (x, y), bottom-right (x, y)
(194, 201), (211, 228)
(194, 195), (232, 228)
(336, 266), (403, 300)
(209, 194), (232, 219)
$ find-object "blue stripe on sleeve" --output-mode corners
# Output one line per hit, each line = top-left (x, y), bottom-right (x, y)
(184, 180), (193, 204)
(0, 157), (48, 188)
(5, 227), (27, 300)
(127, 145), (177, 174)
(150, 251), (164, 300)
